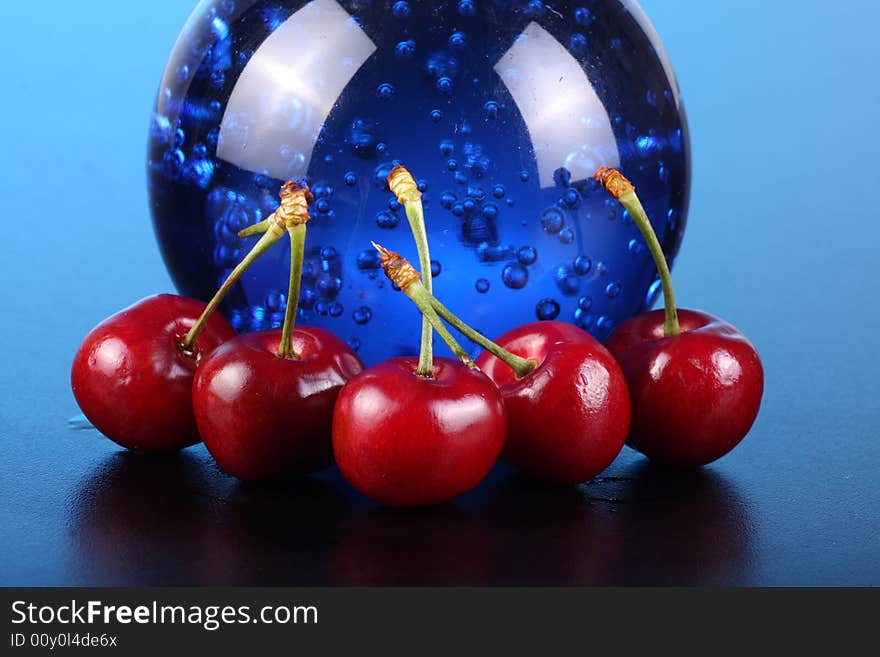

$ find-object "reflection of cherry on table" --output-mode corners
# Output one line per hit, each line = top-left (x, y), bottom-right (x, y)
(60, 448), (753, 586)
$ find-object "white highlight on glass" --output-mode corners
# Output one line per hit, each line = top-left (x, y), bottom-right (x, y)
(217, 0), (377, 179)
(495, 21), (619, 189)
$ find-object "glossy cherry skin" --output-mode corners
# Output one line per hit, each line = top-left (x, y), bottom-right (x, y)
(71, 294), (237, 452)
(475, 321), (631, 485)
(193, 327), (363, 481)
(605, 309), (764, 468)
(333, 357), (507, 507)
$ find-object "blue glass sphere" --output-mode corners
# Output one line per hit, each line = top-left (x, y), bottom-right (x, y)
(148, 0), (690, 364)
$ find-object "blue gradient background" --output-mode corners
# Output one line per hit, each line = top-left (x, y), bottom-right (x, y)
(1, 1), (878, 585)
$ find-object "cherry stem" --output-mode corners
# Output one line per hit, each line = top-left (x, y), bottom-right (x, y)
(181, 221), (285, 350)
(389, 166), (433, 377)
(374, 243), (532, 377)
(407, 281), (477, 370)
(429, 296), (537, 379)
(277, 223), (306, 359)
(373, 242), (475, 370)
(594, 167), (680, 337)
(181, 180), (313, 352)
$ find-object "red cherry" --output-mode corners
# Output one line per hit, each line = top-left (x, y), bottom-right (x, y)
(476, 321), (631, 485)
(606, 309), (764, 467)
(591, 167), (764, 467)
(333, 357), (507, 507)
(71, 294), (236, 452)
(193, 327), (363, 481)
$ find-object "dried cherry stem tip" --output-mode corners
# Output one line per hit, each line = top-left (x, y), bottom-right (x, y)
(373, 243), (476, 371)
(593, 167), (680, 337)
(373, 242), (421, 290)
(386, 165), (434, 376)
(387, 165), (423, 205)
(181, 182), (313, 352)
(237, 181), (314, 237)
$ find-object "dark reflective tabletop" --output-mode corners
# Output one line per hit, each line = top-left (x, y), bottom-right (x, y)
(57, 448), (756, 586)
(1, 0), (879, 586)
